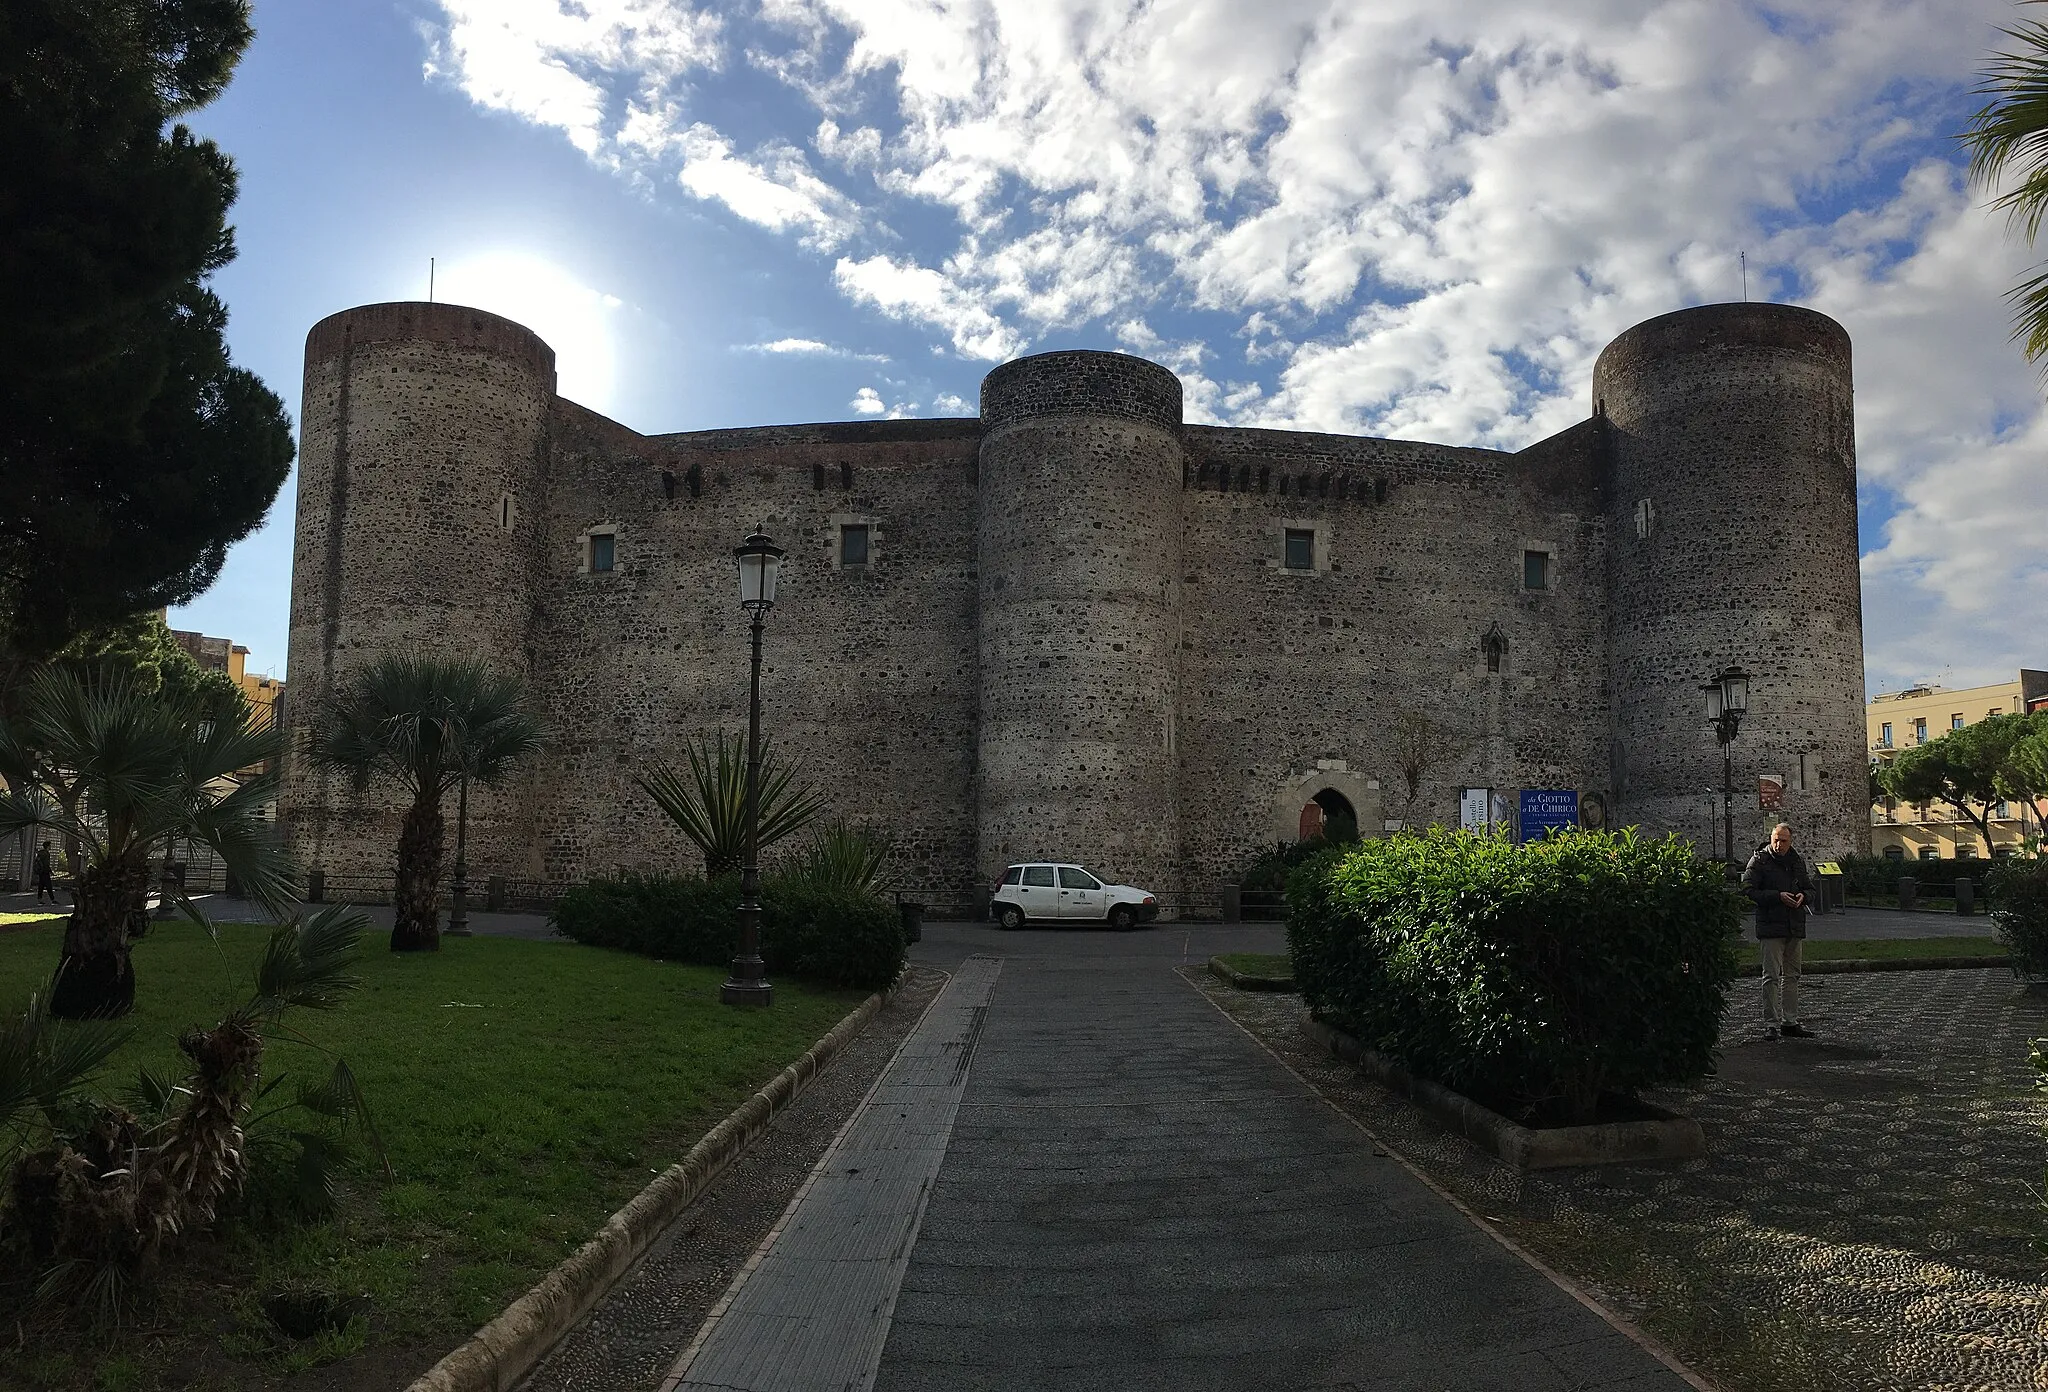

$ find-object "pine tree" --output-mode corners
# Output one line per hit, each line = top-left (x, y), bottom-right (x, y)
(0, 1), (293, 665)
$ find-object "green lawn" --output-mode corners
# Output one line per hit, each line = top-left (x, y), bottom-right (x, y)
(0, 916), (868, 1390)
(1735, 935), (2003, 966)
(1214, 951), (1293, 980)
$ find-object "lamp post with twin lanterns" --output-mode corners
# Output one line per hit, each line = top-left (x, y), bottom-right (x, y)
(1702, 665), (1751, 867)
(723, 530), (786, 1007)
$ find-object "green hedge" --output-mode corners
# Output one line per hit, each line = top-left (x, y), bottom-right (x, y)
(1836, 854), (2003, 896)
(1989, 857), (2048, 977)
(1287, 828), (1742, 1126)
(550, 873), (906, 990)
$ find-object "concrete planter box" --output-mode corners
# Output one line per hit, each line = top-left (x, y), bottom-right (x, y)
(1301, 1015), (1706, 1170)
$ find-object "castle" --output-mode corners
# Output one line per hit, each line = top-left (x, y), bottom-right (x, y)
(280, 299), (1868, 907)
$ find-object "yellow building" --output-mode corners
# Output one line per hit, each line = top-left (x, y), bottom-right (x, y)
(167, 627), (284, 730)
(1867, 670), (2048, 860)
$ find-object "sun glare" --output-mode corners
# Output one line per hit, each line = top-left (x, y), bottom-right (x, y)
(432, 250), (620, 410)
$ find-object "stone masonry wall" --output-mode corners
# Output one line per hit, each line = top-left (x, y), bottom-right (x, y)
(1176, 425), (1612, 876)
(281, 299), (1869, 907)
(282, 304), (554, 895)
(1596, 303), (1868, 862)
(528, 413), (982, 890)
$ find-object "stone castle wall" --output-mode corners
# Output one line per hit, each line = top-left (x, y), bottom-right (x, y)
(281, 300), (1869, 905)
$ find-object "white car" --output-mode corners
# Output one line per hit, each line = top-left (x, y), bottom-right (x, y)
(990, 863), (1159, 930)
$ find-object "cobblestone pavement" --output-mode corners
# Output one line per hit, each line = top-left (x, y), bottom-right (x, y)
(1201, 968), (2048, 1392)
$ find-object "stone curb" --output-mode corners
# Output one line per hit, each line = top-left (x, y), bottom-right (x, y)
(403, 976), (902, 1392)
(1206, 955), (1295, 992)
(1735, 954), (2008, 977)
(1301, 1016), (1706, 1170)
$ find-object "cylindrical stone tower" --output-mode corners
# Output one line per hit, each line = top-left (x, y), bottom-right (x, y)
(1595, 302), (1867, 862)
(281, 302), (554, 891)
(976, 351), (1186, 898)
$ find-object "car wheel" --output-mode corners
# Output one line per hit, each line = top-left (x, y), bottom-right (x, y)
(1108, 905), (1136, 932)
(997, 904), (1025, 930)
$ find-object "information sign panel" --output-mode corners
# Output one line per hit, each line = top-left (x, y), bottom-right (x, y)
(1519, 788), (1579, 841)
(1460, 787), (1491, 833)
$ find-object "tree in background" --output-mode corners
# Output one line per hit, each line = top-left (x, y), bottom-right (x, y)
(1880, 712), (2041, 856)
(1389, 711), (1470, 830)
(307, 657), (544, 953)
(0, 0), (292, 668)
(1965, 2), (2048, 365)
(54, 612), (248, 722)
(0, 667), (292, 1018)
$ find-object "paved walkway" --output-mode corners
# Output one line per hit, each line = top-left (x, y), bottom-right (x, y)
(633, 921), (1695, 1391)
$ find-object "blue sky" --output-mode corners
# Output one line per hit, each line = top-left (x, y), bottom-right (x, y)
(173, 0), (2046, 695)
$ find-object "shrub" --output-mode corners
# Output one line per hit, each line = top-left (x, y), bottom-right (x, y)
(549, 873), (737, 962)
(1836, 854), (2002, 897)
(1287, 828), (1741, 1126)
(762, 879), (905, 991)
(1989, 856), (2048, 978)
(551, 872), (906, 989)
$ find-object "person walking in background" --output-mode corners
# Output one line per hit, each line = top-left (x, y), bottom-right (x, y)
(32, 842), (57, 903)
(1744, 822), (1813, 1039)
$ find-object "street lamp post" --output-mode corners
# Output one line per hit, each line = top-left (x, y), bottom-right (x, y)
(447, 768), (471, 937)
(723, 529), (785, 1008)
(1702, 665), (1752, 866)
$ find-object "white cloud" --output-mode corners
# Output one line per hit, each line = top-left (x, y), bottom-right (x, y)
(833, 254), (1021, 360)
(674, 124), (861, 248)
(850, 386), (886, 415)
(740, 337), (889, 362)
(424, 0), (2047, 685)
(423, 1), (723, 155)
(931, 391), (971, 414)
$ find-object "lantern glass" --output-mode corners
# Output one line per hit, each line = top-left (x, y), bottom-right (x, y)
(1702, 683), (1724, 722)
(735, 532), (784, 610)
(1721, 666), (1750, 716)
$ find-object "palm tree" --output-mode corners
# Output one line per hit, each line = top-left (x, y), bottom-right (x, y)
(1964, 5), (2048, 363)
(638, 731), (825, 876)
(0, 667), (291, 1019)
(307, 655), (542, 952)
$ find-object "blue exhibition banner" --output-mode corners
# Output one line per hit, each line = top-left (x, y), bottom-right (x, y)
(1519, 788), (1579, 842)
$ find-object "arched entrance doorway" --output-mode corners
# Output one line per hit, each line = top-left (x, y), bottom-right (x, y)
(1297, 788), (1359, 843)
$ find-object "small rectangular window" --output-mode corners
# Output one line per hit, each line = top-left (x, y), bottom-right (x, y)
(1913, 718), (1927, 744)
(1523, 549), (1549, 590)
(1284, 529), (1314, 571)
(589, 532), (615, 573)
(1021, 865), (1054, 887)
(1633, 498), (1655, 539)
(840, 523), (869, 567)
(1951, 713), (1964, 730)
(1879, 722), (1892, 747)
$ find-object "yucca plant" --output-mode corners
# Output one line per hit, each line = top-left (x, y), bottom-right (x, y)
(308, 655), (543, 952)
(788, 821), (893, 894)
(638, 732), (826, 876)
(2, 905), (384, 1327)
(0, 665), (292, 1019)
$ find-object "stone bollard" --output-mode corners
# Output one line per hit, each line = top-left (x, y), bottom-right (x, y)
(1220, 883), (1242, 924)
(1897, 875), (1917, 911)
(486, 875), (507, 912)
(306, 869), (324, 903)
(1955, 877), (1974, 916)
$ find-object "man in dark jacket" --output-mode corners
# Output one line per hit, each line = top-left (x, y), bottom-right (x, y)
(1743, 822), (1813, 1039)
